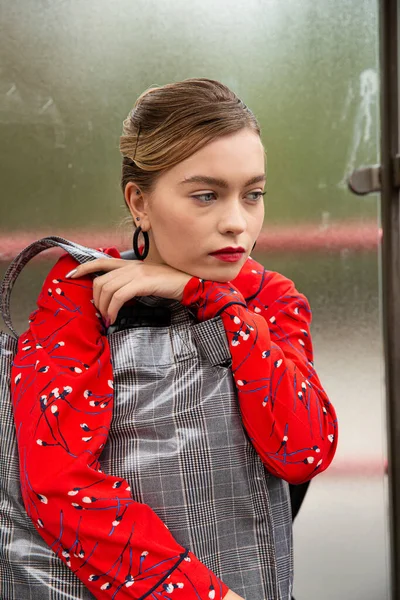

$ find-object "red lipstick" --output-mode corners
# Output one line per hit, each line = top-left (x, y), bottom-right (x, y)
(209, 247), (245, 263)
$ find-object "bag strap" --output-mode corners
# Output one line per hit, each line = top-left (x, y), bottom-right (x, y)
(0, 235), (113, 339)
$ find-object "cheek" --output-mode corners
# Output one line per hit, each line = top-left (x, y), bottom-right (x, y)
(156, 214), (197, 240)
(151, 212), (200, 260)
(158, 197), (200, 235)
(253, 204), (265, 234)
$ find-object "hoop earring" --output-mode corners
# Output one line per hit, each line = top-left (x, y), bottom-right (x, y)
(133, 226), (150, 260)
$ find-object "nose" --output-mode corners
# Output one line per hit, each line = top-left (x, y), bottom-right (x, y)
(217, 199), (247, 235)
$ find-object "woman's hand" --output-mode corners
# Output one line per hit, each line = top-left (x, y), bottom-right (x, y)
(65, 258), (192, 326)
(223, 591), (245, 600)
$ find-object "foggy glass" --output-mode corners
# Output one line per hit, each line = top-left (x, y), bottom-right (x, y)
(0, 0), (389, 598)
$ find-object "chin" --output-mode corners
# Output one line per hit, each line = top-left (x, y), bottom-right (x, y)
(176, 255), (246, 283)
(202, 263), (244, 283)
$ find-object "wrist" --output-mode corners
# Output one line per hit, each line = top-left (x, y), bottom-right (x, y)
(175, 273), (192, 301)
(181, 277), (246, 321)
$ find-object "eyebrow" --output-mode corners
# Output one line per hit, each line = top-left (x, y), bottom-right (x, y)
(179, 174), (266, 188)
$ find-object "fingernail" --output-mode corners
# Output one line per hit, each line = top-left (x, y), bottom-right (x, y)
(105, 317), (111, 328)
(65, 268), (78, 279)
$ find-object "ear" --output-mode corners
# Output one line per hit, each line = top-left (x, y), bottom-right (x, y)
(124, 182), (151, 231)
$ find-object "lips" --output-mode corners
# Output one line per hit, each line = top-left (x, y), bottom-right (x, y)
(209, 247), (245, 263)
(209, 247), (245, 255)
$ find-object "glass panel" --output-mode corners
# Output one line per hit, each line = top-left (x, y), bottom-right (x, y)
(0, 0), (389, 598)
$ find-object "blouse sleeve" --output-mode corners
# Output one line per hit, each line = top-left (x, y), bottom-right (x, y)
(11, 249), (228, 599)
(181, 258), (338, 485)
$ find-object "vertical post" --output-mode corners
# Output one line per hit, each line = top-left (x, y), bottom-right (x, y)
(380, 1), (400, 598)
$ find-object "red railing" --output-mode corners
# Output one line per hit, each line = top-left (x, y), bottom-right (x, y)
(0, 220), (382, 261)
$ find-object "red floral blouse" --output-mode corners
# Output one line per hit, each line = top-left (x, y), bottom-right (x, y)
(11, 247), (337, 599)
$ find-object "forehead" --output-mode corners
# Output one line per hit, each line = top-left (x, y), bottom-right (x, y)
(167, 130), (266, 185)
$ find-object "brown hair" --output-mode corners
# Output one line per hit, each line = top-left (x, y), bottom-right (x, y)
(119, 78), (261, 198)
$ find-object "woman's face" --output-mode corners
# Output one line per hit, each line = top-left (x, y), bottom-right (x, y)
(127, 128), (266, 282)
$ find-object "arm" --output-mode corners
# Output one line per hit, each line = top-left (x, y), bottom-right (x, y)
(11, 250), (228, 599)
(181, 259), (338, 485)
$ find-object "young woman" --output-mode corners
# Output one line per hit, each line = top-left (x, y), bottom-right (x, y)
(11, 78), (337, 600)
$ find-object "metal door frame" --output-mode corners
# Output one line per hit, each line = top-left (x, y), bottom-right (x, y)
(380, 1), (400, 597)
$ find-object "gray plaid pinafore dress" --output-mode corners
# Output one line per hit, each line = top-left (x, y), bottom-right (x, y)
(0, 237), (293, 600)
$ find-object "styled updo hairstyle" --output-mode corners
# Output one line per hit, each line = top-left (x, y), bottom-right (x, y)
(119, 78), (261, 207)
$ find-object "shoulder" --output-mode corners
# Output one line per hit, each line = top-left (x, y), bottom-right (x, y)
(232, 257), (296, 302)
(37, 246), (121, 315)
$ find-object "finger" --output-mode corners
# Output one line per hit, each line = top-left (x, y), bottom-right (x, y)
(65, 259), (129, 278)
(94, 266), (141, 320)
(106, 281), (141, 325)
(93, 270), (131, 320)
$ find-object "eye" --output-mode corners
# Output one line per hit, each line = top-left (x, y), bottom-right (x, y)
(191, 192), (217, 203)
(246, 191), (266, 202)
